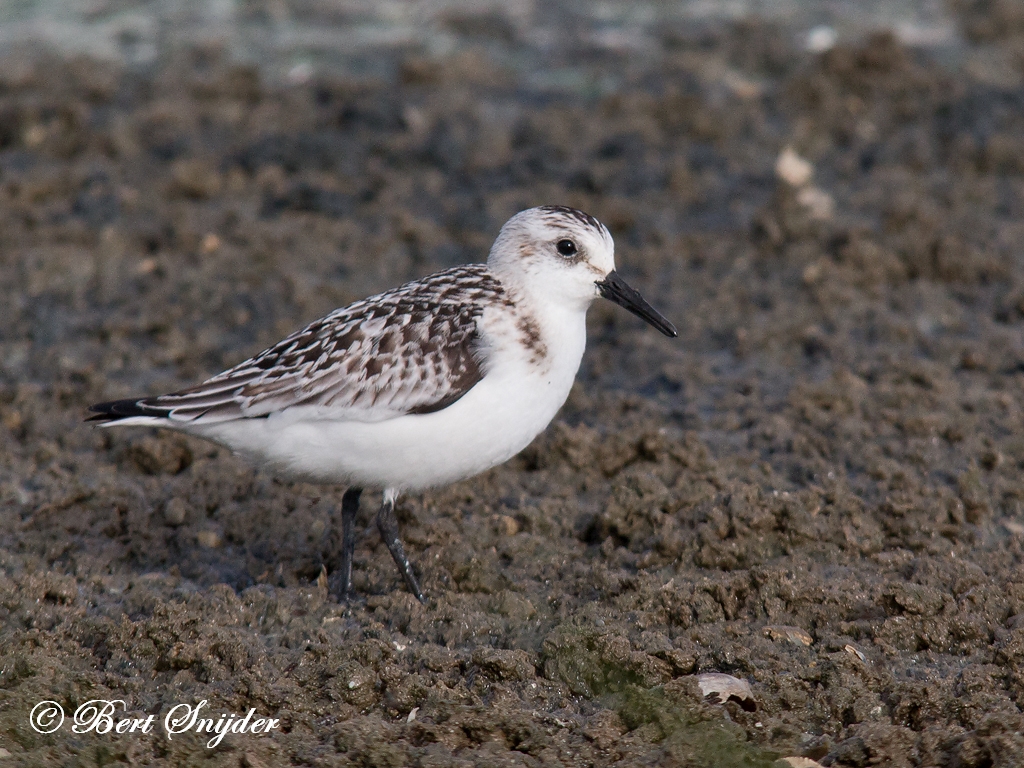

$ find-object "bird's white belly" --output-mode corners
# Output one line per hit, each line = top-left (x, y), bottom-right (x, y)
(197, 340), (582, 491)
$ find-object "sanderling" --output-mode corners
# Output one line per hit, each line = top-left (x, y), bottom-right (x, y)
(89, 206), (677, 601)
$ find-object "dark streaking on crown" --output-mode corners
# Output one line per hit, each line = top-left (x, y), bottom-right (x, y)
(536, 205), (608, 236)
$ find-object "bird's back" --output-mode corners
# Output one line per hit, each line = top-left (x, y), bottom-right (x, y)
(88, 264), (508, 428)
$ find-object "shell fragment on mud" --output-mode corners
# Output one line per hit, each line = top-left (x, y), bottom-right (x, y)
(844, 644), (867, 662)
(763, 625), (813, 646)
(696, 673), (756, 711)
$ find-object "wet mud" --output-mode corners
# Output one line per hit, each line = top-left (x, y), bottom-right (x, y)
(2, 11), (1024, 767)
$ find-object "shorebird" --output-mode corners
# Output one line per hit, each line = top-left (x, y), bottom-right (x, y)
(89, 206), (677, 601)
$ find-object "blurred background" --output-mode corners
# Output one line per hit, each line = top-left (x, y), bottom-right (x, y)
(0, 0), (991, 84)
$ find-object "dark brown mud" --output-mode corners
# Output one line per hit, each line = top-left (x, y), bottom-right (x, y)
(2, 12), (1024, 767)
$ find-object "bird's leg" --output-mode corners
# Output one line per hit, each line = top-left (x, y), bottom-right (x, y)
(377, 488), (425, 602)
(339, 487), (362, 598)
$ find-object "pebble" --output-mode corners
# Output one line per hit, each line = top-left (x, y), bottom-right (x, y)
(805, 26), (837, 53)
(776, 147), (813, 187)
(163, 498), (187, 526)
(196, 529), (222, 548)
(497, 514), (520, 536)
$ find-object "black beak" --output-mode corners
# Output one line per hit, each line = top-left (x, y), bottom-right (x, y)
(596, 270), (677, 338)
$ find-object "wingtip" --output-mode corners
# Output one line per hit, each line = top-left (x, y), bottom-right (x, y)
(86, 398), (151, 424)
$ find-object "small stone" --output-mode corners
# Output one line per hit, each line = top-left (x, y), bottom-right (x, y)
(200, 233), (221, 254)
(196, 529), (222, 548)
(805, 25), (837, 53)
(802, 260), (826, 285)
(497, 514), (520, 536)
(163, 498), (187, 526)
(776, 147), (813, 187)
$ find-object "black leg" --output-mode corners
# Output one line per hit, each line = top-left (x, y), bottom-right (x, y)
(339, 487), (362, 599)
(377, 490), (425, 602)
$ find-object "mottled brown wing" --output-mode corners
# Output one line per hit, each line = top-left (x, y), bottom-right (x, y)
(96, 265), (504, 424)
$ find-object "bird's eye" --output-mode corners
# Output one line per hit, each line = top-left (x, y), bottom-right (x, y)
(556, 239), (577, 257)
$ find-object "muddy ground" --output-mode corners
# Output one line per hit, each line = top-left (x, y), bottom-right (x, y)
(3, 8), (1024, 767)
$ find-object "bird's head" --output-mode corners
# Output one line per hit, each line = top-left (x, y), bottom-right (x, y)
(488, 205), (677, 337)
